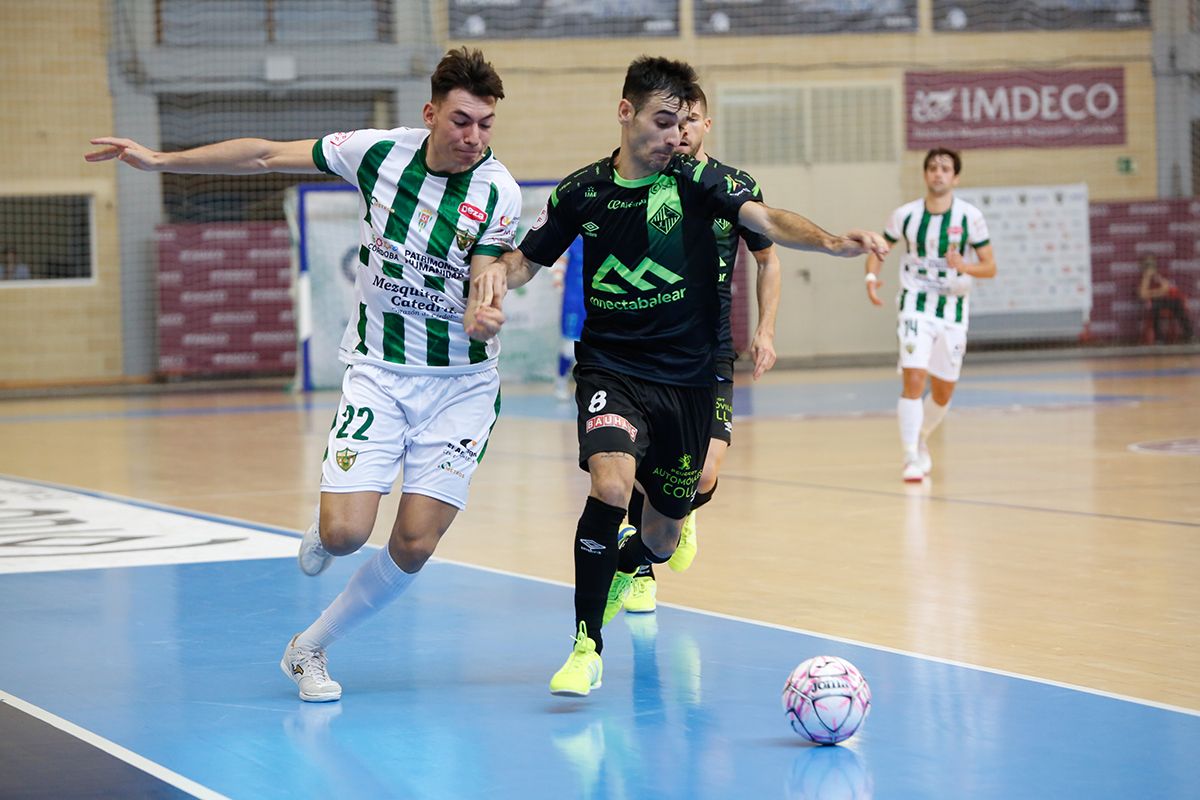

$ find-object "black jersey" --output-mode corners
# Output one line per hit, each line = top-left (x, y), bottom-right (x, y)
(706, 156), (772, 378)
(520, 151), (758, 386)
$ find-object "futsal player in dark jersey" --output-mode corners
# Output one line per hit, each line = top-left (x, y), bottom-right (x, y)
(621, 86), (782, 614)
(466, 56), (887, 696)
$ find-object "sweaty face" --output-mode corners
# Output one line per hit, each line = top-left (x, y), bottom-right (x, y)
(425, 88), (496, 173)
(924, 155), (959, 196)
(677, 104), (711, 157)
(625, 93), (686, 173)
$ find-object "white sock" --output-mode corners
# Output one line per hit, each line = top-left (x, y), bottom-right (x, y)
(296, 546), (417, 651)
(921, 396), (950, 440)
(898, 397), (923, 457)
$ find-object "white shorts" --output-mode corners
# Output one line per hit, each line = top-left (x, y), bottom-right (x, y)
(897, 314), (967, 382)
(320, 362), (501, 510)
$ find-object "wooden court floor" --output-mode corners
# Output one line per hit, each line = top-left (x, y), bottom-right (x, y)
(2, 353), (1197, 711)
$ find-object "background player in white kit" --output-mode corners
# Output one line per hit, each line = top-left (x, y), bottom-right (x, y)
(87, 48), (520, 701)
(864, 147), (996, 482)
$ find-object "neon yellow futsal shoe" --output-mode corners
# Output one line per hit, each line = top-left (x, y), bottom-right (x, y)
(550, 622), (603, 697)
(603, 569), (637, 625)
(667, 511), (698, 572)
(624, 575), (657, 613)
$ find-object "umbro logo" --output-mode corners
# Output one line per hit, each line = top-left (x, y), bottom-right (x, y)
(579, 539), (606, 554)
(583, 221), (600, 237)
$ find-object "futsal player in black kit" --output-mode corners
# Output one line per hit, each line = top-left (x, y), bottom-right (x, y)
(466, 56), (888, 696)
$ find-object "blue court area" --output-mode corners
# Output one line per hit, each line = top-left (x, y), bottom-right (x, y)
(2, 529), (1198, 800)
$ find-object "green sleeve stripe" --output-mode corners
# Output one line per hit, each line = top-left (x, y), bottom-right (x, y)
(311, 138), (333, 175)
(472, 244), (505, 257)
(883, 232), (898, 243)
(973, 238), (990, 249)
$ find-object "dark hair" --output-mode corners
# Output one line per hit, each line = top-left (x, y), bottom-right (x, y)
(691, 86), (709, 116)
(622, 56), (700, 113)
(924, 147), (962, 174)
(430, 48), (504, 102)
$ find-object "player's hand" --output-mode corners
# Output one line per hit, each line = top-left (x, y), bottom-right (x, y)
(866, 275), (884, 306)
(839, 230), (889, 259)
(750, 329), (776, 380)
(85, 137), (164, 171)
(465, 305), (505, 341)
(946, 242), (967, 273)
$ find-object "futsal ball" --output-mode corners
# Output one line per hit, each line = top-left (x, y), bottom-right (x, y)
(782, 656), (871, 745)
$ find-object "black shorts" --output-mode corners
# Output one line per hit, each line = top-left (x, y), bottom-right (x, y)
(712, 378), (734, 444)
(574, 364), (715, 519)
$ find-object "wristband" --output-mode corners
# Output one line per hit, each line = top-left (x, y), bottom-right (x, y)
(864, 273), (878, 283)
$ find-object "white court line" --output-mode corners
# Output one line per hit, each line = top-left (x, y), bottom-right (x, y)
(0, 690), (229, 800)
(5, 474), (1197, 720)
(429, 556), (1200, 719)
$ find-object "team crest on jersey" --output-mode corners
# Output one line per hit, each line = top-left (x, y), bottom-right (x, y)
(649, 204), (681, 236)
(335, 448), (358, 471)
(417, 209), (434, 231)
(455, 227), (478, 251)
(585, 187), (597, 198)
(905, 343), (916, 354)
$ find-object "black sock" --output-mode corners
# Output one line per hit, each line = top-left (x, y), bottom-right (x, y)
(574, 496), (626, 654)
(628, 488), (645, 530)
(691, 479), (718, 511)
(618, 531), (671, 574)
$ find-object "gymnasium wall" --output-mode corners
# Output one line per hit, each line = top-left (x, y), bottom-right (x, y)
(0, 5), (123, 385)
(0, 1), (1163, 386)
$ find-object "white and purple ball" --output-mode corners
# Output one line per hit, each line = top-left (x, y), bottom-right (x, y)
(782, 656), (871, 745)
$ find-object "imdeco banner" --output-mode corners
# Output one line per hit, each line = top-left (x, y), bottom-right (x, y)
(906, 69), (1125, 151)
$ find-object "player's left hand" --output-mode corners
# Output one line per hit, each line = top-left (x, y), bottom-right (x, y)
(751, 330), (776, 380)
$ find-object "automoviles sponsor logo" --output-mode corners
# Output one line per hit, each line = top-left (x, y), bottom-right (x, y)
(585, 413), (638, 442)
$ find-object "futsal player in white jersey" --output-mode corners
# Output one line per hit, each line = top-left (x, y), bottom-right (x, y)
(87, 49), (520, 701)
(864, 147), (996, 482)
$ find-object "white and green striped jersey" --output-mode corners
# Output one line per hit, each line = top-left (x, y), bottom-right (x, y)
(313, 127), (521, 374)
(883, 197), (990, 328)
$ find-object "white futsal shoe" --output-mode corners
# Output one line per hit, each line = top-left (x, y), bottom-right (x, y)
(917, 440), (933, 476)
(298, 523), (333, 576)
(902, 455), (925, 483)
(281, 635), (342, 702)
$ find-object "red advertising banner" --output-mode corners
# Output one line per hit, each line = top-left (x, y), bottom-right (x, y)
(906, 69), (1125, 150)
(156, 222), (297, 378)
(1086, 198), (1200, 343)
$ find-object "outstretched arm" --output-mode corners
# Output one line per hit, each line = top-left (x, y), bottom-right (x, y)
(737, 201), (889, 259)
(749, 245), (781, 379)
(85, 137), (320, 175)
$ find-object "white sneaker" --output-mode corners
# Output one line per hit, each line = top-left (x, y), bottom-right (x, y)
(297, 523), (332, 576)
(917, 441), (932, 476)
(280, 635), (342, 702)
(902, 457), (925, 483)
